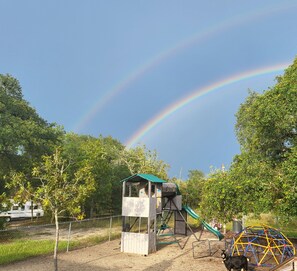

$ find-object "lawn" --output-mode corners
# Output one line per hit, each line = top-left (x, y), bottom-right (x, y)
(0, 239), (68, 265)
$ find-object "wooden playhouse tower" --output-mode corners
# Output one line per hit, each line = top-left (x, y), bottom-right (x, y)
(120, 173), (187, 255)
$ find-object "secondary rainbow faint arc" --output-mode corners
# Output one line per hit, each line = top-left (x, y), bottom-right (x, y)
(125, 63), (290, 148)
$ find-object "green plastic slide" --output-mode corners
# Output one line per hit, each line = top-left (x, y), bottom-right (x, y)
(183, 205), (224, 240)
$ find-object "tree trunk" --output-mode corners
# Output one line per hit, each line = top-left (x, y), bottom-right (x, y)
(54, 209), (59, 271)
(31, 200), (33, 221)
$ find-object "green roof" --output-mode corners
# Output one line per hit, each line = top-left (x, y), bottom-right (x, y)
(120, 173), (167, 184)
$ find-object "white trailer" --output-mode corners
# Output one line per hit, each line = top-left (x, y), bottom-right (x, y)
(0, 201), (44, 222)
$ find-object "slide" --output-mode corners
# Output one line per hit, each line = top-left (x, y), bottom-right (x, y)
(183, 205), (224, 241)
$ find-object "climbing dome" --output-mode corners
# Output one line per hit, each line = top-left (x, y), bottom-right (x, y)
(231, 225), (295, 268)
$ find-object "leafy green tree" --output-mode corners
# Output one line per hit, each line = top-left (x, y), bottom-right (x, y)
(200, 170), (241, 223)
(236, 58), (297, 163)
(97, 136), (129, 214)
(227, 152), (279, 216)
(200, 161), (279, 224)
(178, 170), (205, 208)
(9, 148), (95, 271)
(0, 193), (9, 229)
(278, 146), (297, 219)
(0, 74), (63, 193)
(232, 57), (297, 218)
(81, 136), (116, 216)
(120, 145), (169, 180)
(62, 133), (129, 216)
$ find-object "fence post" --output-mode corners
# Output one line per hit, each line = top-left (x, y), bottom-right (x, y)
(109, 216), (113, 242)
(67, 222), (72, 252)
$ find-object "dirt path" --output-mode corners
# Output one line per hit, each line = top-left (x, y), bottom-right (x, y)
(1, 235), (228, 271)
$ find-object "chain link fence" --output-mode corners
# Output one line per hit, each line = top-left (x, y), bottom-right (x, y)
(0, 215), (122, 252)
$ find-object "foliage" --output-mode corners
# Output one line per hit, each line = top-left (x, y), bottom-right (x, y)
(277, 146), (297, 218)
(8, 148), (95, 271)
(228, 56), (297, 219)
(236, 58), (297, 163)
(0, 193), (9, 229)
(81, 135), (128, 216)
(200, 170), (241, 223)
(0, 74), (64, 194)
(228, 152), (279, 215)
(120, 145), (169, 180)
(177, 170), (205, 208)
(62, 133), (129, 216)
(30, 148), (95, 217)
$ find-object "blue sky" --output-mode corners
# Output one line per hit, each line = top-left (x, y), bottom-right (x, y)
(1, 1), (297, 178)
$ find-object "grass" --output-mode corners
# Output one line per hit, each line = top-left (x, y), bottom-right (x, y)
(0, 239), (69, 265)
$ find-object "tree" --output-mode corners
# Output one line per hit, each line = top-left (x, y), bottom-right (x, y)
(178, 170), (205, 208)
(94, 136), (129, 215)
(62, 133), (129, 216)
(200, 170), (241, 223)
(120, 145), (169, 180)
(231, 153), (280, 214)
(0, 74), (63, 193)
(278, 146), (297, 219)
(199, 157), (281, 223)
(232, 56), (297, 218)
(9, 148), (95, 271)
(80, 136), (118, 216)
(236, 58), (297, 163)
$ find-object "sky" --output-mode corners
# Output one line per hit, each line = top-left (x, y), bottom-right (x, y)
(1, 1), (297, 179)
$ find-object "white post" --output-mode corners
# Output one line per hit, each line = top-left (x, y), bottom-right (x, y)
(67, 222), (72, 252)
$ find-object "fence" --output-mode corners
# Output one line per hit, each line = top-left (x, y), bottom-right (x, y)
(0, 215), (122, 252)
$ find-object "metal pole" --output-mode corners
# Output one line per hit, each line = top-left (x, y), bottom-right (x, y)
(109, 216), (113, 242)
(66, 222), (72, 252)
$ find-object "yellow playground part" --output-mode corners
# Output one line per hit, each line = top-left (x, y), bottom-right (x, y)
(231, 225), (296, 269)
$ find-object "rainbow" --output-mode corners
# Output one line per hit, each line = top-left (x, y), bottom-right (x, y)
(72, 2), (297, 133)
(125, 63), (290, 148)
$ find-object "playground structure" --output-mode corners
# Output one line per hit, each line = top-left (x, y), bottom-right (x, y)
(120, 173), (224, 255)
(230, 225), (296, 269)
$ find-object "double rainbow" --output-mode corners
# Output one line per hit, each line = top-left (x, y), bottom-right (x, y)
(125, 63), (290, 148)
(73, 2), (296, 133)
